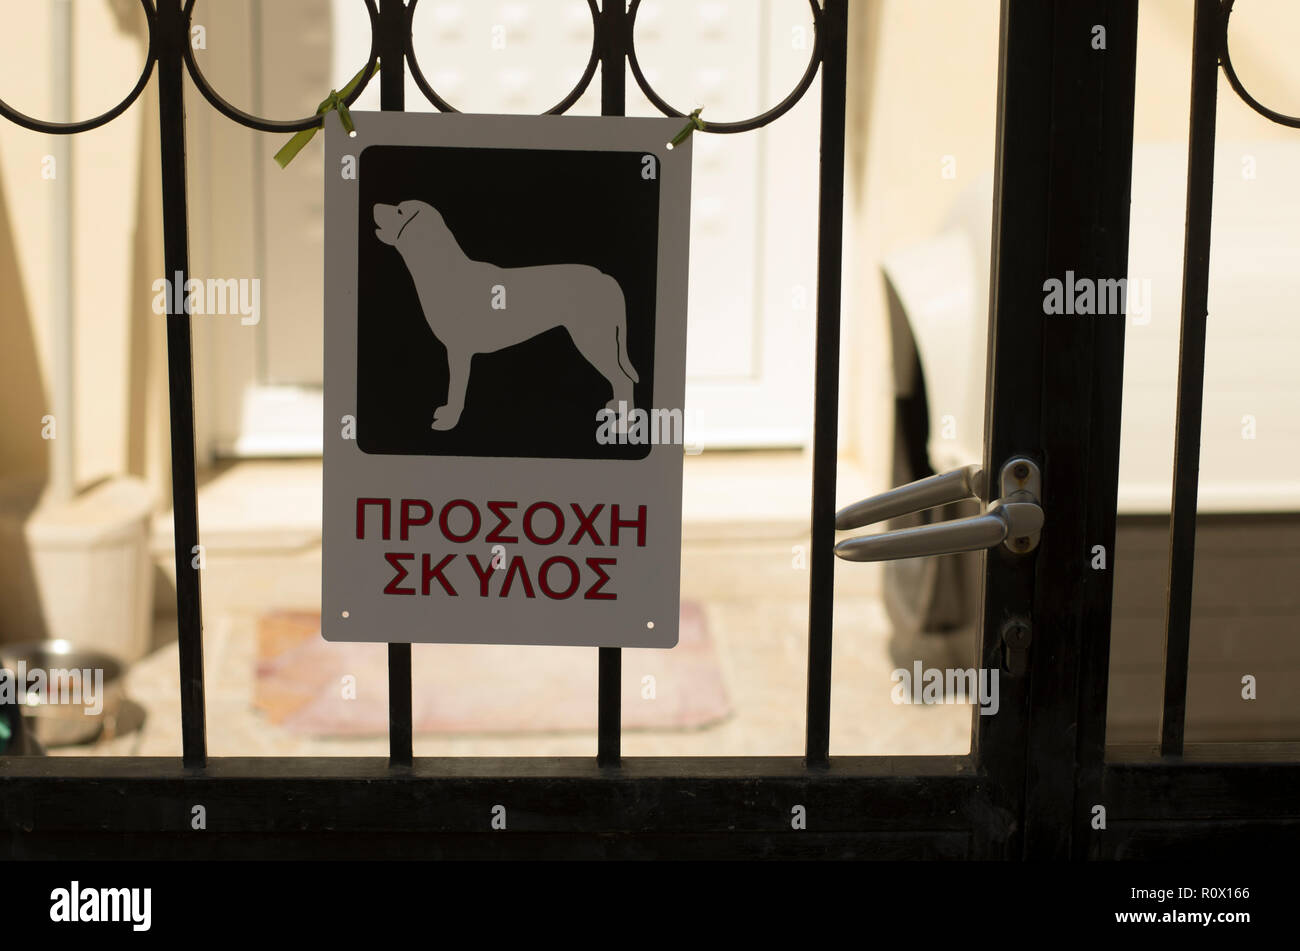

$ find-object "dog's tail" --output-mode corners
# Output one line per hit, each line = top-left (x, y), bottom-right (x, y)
(615, 321), (640, 384)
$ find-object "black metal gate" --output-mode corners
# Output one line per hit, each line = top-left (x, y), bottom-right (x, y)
(1, 0), (1296, 861)
(1088, 0), (1300, 859)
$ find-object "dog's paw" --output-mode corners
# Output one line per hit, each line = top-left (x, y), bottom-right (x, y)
(431, 407), (462, 431)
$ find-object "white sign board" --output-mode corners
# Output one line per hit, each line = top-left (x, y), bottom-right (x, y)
(322, 112), (692, 648)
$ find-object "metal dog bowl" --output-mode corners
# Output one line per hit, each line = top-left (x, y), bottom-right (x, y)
(0, 640), (125, 747)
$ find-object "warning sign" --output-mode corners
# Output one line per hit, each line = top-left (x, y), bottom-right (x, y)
(322, 112), (692, 648)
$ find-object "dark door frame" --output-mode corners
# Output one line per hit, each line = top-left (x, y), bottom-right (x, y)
(976, 0), (1140, 860)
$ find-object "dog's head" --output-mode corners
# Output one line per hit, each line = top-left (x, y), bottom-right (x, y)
(373, 199), (442, 248)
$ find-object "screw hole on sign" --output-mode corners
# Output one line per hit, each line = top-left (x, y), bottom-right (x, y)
(665, 142), (674, 150)
(646, 621), (655, 629)
(341, 610), (350, 619)
(348, 131), (357, 138)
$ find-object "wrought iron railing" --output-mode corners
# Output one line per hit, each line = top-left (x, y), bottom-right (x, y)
(1159, 0), (1300, 756)
(0, 0), (846, 771)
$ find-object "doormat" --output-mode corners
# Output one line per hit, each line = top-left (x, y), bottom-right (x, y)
(253, 602), (730, 736)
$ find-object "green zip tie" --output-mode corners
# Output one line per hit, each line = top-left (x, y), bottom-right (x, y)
(668, 107), (705, 149)
(274, 59), (380, 169)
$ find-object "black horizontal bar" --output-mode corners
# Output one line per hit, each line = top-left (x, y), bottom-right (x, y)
(4, 830), (973, 862)
(0, 756), (981, 836)
(0, 754), (972, 782)
(1090, 819), (1300, 860)
(1087, 746), (1300, 858)
(1102, 753), (1300, 820)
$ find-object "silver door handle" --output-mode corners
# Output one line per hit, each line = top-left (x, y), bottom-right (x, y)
(834, 457), (1043, 562)
(835, 463), (985, 530)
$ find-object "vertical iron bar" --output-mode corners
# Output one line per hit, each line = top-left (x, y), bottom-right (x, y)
(379, 0), (413, 768)
(156, 0), (207, 767)
(1071, 0), (1140, 857)
(803, 0), (848, 768)
(1160, 0), (1221, 757)
(597, 0), (627, 767)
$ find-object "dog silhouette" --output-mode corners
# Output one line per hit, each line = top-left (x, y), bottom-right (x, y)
(374, 200), (639, 432)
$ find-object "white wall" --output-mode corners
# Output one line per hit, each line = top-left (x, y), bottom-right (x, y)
(0, 0), (148, 487)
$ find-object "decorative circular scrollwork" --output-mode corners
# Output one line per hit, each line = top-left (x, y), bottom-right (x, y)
(0, 0), (156, 135)
(405, 0), (601, 115)
(625, 0), (823, 134)
(1220, 0), (1300, 129)
(182, 0), (381, 133)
